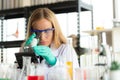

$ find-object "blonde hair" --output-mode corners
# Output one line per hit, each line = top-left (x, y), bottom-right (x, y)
(25, 8), (67, 48)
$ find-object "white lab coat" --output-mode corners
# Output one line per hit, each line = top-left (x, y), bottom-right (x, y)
(39, 43), (79, 80)
(41, 43), (79, 68)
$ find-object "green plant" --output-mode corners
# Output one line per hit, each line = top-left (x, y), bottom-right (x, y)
(110, 61), (120, 70)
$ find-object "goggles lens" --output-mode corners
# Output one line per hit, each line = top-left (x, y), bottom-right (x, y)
(31, 28), (54, 38)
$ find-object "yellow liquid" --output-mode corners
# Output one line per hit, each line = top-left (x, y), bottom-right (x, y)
(66, 61), (73, 80)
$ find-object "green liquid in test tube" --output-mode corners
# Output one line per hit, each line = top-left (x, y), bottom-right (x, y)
(0, 78), (10, 80)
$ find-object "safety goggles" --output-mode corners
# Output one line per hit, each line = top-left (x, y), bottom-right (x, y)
(31, 28), (54, 38)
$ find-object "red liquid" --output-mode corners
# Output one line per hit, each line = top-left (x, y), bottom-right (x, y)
(28, 76), (44, 80)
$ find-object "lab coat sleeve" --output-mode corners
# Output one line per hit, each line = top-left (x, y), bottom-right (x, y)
(72, 47), (80, 68)
(54, 44), (79, 68)
(40, 44), (79, 69)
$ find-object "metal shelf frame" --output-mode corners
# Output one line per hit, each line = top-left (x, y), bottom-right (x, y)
(0, 0), (93, 48)
(0, 0), (92, 19)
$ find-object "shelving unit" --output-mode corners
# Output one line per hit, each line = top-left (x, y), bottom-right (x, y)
(0, 0), (93, 62)
(0, 1), (92, 19)
(83, 29), (112, 49)
(83, 27), (120, 53)
(0, 0), (92, 48)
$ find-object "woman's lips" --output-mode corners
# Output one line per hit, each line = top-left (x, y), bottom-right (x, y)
(40, 42), (46, 45)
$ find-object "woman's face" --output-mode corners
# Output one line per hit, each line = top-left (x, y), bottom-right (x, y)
(32, 18), (54, 46)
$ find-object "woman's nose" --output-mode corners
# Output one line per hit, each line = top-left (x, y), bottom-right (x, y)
(39, 32), (46, 40)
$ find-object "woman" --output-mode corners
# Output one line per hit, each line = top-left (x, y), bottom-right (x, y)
(23, 8), (79, 69)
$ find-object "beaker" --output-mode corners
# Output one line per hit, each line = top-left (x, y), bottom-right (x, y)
(18, 56), (31, 80)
